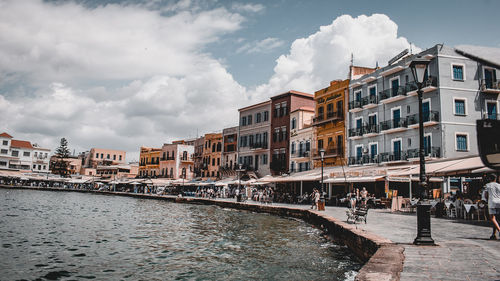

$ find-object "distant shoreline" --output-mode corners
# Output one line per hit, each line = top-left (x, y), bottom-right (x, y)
(0, 185), (403, 281)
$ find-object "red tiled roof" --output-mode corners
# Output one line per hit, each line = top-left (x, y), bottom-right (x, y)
(0, 132), (13, 138)
(11, 139), (33, 149)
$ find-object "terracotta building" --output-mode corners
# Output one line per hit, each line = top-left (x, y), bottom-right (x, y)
(270, 90), (314, 175)
(193, 136), (205, 179)
(221, 126), (238, 178)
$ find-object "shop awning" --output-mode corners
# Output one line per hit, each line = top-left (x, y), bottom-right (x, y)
(324, 175), (384, 183)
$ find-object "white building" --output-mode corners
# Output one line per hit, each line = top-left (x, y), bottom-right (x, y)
(289, 107), (315, 173)
(0, 132), (51, 173)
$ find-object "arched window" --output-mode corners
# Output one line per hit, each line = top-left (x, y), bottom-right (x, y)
(183, 151), (188, 160)
(212, 143), (216, 152)
(291, 117), (296, 129)
(170, 168), (173, 178)
(216, 142), (222, 152)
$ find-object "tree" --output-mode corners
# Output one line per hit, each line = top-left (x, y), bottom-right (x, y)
(51, 138), (71, 177)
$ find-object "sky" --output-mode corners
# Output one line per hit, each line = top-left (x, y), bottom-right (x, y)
(1, 0), (499, 161)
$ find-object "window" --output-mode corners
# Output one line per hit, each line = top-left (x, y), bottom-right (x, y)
(247, 115), (252, 125)
(281, 126), (287, 141)
(12, 150), (18, 157)
(262, 154), (268, 164)
(318, 139), (324, 150)
(317, 106), (324, 120)
(456, 134), (468, 151)
(100, 153), (104, 158)
(291, 142), (296, 154)
(119, 155), (122, 161)
(23, 151), (30, 157)
(273, 128), (279, 142)
(256, 113), (262, 123)
(113, 155), (116, 160)
(369, 143), (378, 160)
(241, 116), (247, 126)
(249, 135), (254, 146)
(281, 102), (288, 117)
(274, 104), (280, 117)
(0, 149), (7, 154)
(290, 162), (295, 172)
(306, 140), (310, 152)
(486, 101), (498, 120)
(263, 111), (269, 121)
(33, 164), (36, 169)
(291, 117), (296, 129)
(454, 99), (466, 116)
(2, 140), (7, 145)
(212, 158), (215, 165)
(217, 158), (220, 166)
(263, 132), (268, 146)
(452, 64), (464, 81)
(355, 91), (361, 102)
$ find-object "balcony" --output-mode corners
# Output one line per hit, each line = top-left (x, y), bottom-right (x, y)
(361, 95), (378, 109)
(348, 127), (364, 139)
(161, 156), (175, 161)
(407, 111), (440, 128)
(312, 111), (344, 126)
(380, 118), (408, 133)
(481, 79), (500, 93)
(406, 76), (438, 96)
(363, 124), (380, 136)
(407, 147), (441, 159)
(249, 142), (268, 149)
(290, 150), (310, 158)
(180, 157), (193, 162)
(379, 151), (408, 163)
(348, 100), (363, 112)
(348, 155), (379, 165)
(379, 86), (407, 104)
(312, 147), (343, 159)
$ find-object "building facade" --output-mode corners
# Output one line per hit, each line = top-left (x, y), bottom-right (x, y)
(201, 133), (222, 180)
(313, 80), (351, 168)
(347, 44), (500, 166)
(193, 136), (205, 179)
(139, 147), (162, 177)
(85, 148), (126, 168)
(270, 91), (314, 175)
(289, 107), (314, 173)
(159, 143), (194, 180)
(221, 126), (238, 178)
(238, 100), (271, 177)
(0, 132), (50, 173)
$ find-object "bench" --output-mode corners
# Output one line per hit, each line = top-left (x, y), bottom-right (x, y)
(346, 206), (369, 224)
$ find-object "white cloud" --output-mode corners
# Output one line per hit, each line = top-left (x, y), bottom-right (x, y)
(231, 3), (264, 13)
(237, 37), (285, 54)
(251, 14), (420, 100)
(0, 0), (247, 161)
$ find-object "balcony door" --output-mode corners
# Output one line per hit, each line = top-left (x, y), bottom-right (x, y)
(424, 135), (431, 156)
(393, 139), (401, 161)
(391, 78), (399, 96)
(254, 155), (259, 171)
(422, 101), (430, 122)
(369, 87), (377, 103)
(370, 143), (377, 161)
(487, 102), (497, 120)
(392, 108), (401, 128)
(356, 146), (362, 161)
(485, 68), (496, 88)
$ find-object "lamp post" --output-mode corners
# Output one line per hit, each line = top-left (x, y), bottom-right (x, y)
(319, 148), (325, 211)
(410, 57), (435, 246)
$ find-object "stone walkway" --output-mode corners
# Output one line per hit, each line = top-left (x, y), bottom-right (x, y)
(238, 200), (500, 281)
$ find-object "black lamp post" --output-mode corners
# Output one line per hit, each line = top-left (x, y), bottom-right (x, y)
(410, 57), (435, 246)
(319, 148), (325, 211)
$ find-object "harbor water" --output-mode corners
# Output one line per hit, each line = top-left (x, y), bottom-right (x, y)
(0, 189), (362, 280)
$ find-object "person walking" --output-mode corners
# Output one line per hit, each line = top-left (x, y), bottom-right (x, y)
(484, 173), (500, 240)
(361, 187), (368, 207)
(310, 189), (317, 209)
(315, 188), (321, 210)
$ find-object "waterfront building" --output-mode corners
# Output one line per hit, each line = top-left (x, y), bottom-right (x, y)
(221, 126), (238, 178)
(96, 164), (138, 179)
(312, 80), (350, 168)
(347, 44), (500, 166)
(0, 132), (50, 173)
(84, 148), (126, 168)
(270, 91), (314, 175)
(201, 133), (222, 180)
(238, 100), (271, 177)
(159, 142), (194, 180)
(138, 147), (162, 177)
(289, 107), (314, 173)
(49, 155), (81, 175)
(193, 136), (205, 179)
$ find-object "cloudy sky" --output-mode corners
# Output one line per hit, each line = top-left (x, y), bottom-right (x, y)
(1, 0), (499, 161)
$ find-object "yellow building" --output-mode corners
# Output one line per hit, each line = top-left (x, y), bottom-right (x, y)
(313, 79), (350, 167)
(201, 132), (222, 180)
(139, 147), (162, 177)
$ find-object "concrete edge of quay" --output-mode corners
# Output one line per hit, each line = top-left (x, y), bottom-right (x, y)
(0, 185), (404, 281)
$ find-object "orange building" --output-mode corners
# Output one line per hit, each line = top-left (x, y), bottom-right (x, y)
(201, 132), (222, 180)
(139, 147), (162, 177)
(313, 79), (350, 167)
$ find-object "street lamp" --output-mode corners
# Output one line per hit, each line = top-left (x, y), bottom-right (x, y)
(319, 148), (325, 211)
(410, 57), (435, 245)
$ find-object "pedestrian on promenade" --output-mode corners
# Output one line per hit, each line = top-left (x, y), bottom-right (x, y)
(484, 173), (500, 240)
(310, 189), (317, 209)
(315, 188), (320, 210)
(360, 187), (368, 207)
